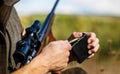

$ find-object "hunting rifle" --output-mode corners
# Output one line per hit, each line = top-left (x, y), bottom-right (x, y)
(13, 0), (59, 65)
(13, 0), (90, 74)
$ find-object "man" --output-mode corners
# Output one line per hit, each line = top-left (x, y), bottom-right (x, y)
(0, 0), (99, 74)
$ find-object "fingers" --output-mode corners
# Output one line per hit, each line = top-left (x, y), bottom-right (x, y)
(69, 32), (99, 59)
(88, 44), (100, 54)
(72, 32), (83, 38)
(87, 32), (96, 43)
(68, 32), (83, 41)
(88, 44), (99, 58)
(88, 38), (99, 49)
(64, 40), (72, 51)
(88, 53), (95, 58)
(41, 40), (72, 71)
(56, 40), (72, 51)
(22, 29), (26, 36)
(91, 44), (100, 53)
(86, 32), (100, 58)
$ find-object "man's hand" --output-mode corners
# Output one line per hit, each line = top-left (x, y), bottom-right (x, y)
(87, 32), (99, 58)
(11, 40), (71, 74)
(40, 40), (72, 71)
(68, 32), (99, 58)
(29, 40), (72, 73)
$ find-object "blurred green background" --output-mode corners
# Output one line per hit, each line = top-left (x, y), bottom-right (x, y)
(20, 15), (120, 74)
(15, 0), (120, 73)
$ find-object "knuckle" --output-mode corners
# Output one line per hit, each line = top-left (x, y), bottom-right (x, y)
(98, 44), (100, 48)
(96, 38), (99, 43)
(64, 63), (68, 67)
(93, 49), (97, 53)
(73, 32), (77, 35)
(72, 32), (77, 37)
(91, 32), (96, 37)
(91, 32), (95, 35)
(66, 58), (69, 62)
(65, 51), (69, 56)
(49, 41), (55, 45)
(91, 47), (96, 53)
(67, 52), (70, 56)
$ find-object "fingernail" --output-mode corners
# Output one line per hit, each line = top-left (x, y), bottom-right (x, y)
(88, 45), (91, 49)
(88, 50), (92, 54)
(65, 40), (69, 43)
(78, 33), (82, 37)
(88, 40), (91, 43)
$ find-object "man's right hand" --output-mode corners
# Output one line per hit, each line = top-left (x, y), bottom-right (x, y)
(28, 40), (72, 74)
(39, 40), (72, 71)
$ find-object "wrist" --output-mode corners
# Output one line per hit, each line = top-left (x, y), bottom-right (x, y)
(11, 54), (50, 74)
(28, 54), (50, 74)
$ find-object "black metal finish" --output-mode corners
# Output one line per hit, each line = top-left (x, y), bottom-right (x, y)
(70, 33), (90, 63)
(0, 0), (4, 6)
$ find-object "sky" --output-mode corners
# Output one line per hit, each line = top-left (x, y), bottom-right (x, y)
(15, 0), (120, 16)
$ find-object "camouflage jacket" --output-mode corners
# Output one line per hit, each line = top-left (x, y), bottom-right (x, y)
(0, 0), (22, 74)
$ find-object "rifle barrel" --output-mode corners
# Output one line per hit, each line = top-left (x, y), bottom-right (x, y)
(38, 0), (59, 42)
(51, 0), (59, 13)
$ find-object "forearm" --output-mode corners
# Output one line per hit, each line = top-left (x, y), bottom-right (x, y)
(11, 65), (48, 74)
(11, 54), (49, 74)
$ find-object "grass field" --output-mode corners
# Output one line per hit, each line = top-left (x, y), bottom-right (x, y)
(20, 15), (120, 74)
